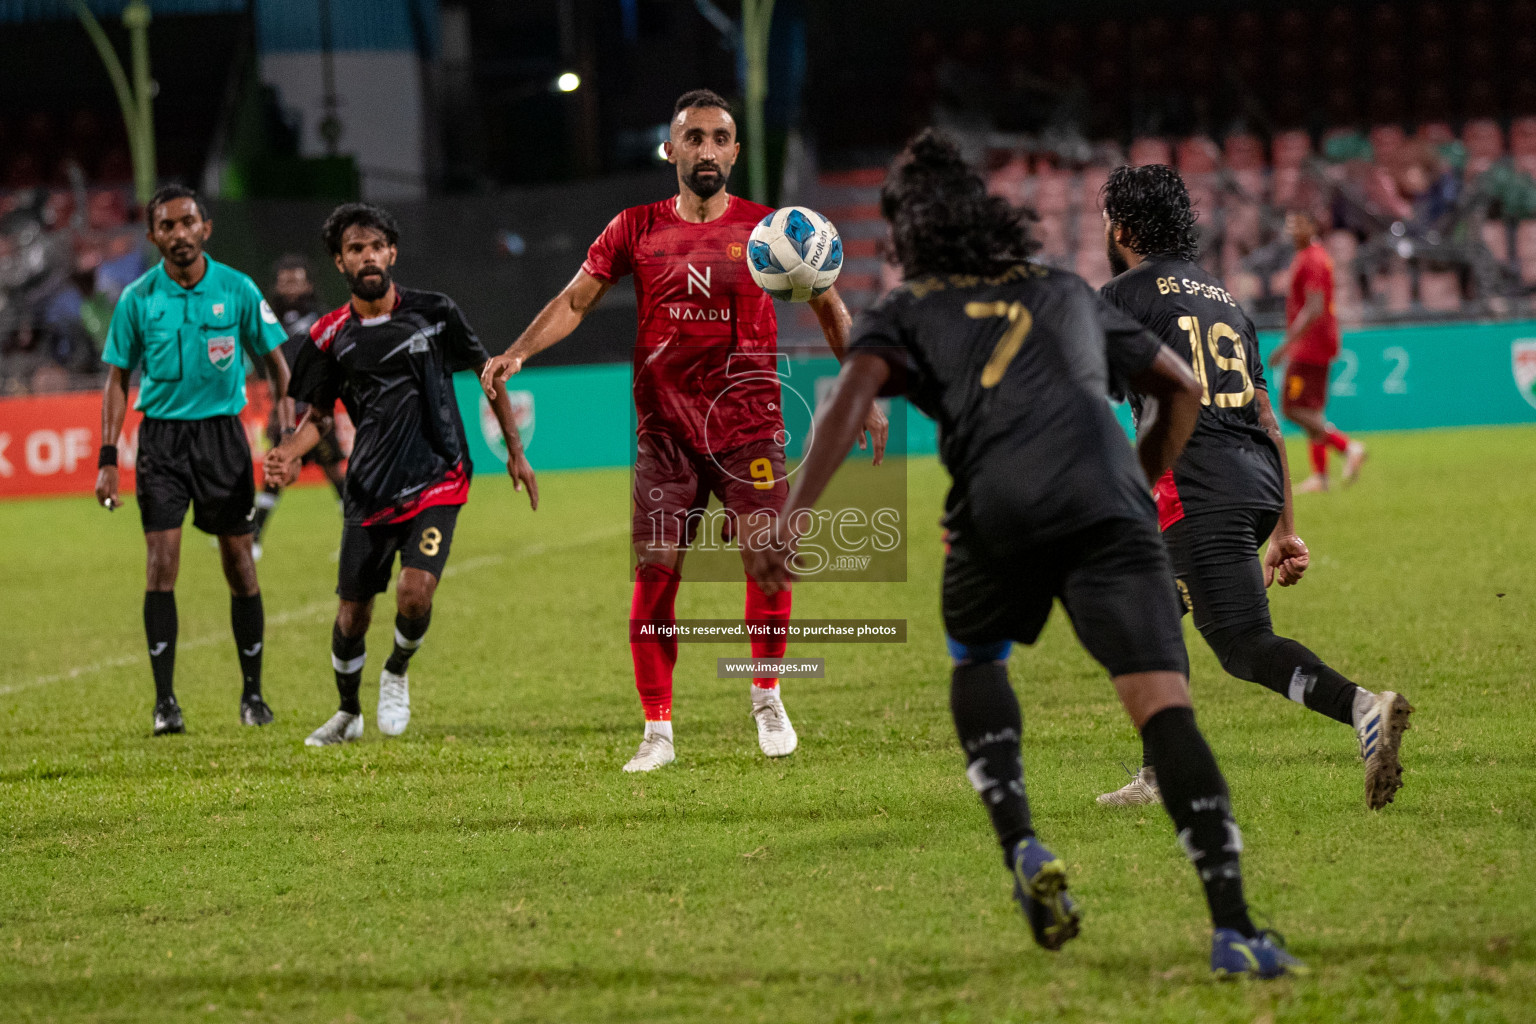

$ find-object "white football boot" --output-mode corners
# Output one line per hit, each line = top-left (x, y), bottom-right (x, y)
(1096, 765), (1161, 806)
(751, 686), (798, 757)
(623, 730), (676, 773)
(305, 710), (364, 747)
(1356, 690), (1413, 809)
(377, 669), (411, 736)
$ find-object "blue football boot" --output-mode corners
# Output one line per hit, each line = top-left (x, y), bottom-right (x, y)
(1009, 837), (1081, 950)
(1211, 928), (1308, 978)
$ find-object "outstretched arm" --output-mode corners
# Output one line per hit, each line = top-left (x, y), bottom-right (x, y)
(476, 360), (539, 510)
(1127, 346), (1202, 488)
(809, 286), (887, 465)
(746, 352), (892, 594)
(1256, 388), (1308, 586)
(480, 270), (612, 397)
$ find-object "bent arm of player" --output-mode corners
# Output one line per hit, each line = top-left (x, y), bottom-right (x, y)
(746, 352), (892, 595)
(1256, 387), (1310, 586)
(261, 347), (295, 434)
(1127, 347), (1202, 488)
(480, 270), (613, 397)
(262, 406), (334, 488)
(1270, 290), (1324, 367)
(96, 365), (130, 510)
(476, 360), (539, 510)
(809, 287), (887, 465)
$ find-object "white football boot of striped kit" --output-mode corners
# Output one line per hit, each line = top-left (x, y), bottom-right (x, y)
(306, 711), (364, 746)
(751, 685), (798, 757)
(377, 623), (421, 737)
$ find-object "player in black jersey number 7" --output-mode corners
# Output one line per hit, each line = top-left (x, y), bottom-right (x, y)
(748, 132), (1303, 977)
(265, 204), (538, 746)
(1097, 165), (1412, 811)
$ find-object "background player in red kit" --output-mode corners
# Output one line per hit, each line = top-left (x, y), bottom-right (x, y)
(1268, 208), (1366, 493)
(481, 89), (887, 772)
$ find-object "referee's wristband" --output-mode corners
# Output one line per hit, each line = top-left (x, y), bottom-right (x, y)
(98, 445), (118, 469)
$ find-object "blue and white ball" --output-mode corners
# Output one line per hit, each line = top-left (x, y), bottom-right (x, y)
(747, 206), (843, 302)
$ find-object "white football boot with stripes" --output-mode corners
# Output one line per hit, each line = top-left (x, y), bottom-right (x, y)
(751, 685), (798, 757)
(1356, 690), (1412, 809)
(377, 669), (411, 736)
(1096, 765), (1161, 806)
(306, 711), (364, 747)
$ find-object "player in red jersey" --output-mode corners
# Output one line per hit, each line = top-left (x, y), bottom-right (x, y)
(1268, 208), (1366, 493)
(481, 89), (887, 772)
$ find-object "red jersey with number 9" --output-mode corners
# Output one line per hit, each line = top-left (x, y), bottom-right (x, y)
(582, 195), (783, 457)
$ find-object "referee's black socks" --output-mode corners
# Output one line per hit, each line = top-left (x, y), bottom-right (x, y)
(331, 624), (366, 715)
(230, 593), (264, 699)
(384, 609), (431, 676)
(1141, 705), (1257, 938)
(950, 660), (1033, 863)
(144, 591), (177, 701)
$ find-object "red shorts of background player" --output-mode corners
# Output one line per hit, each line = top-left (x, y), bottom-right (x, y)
(1282, 361), (1330, 413)
(631, 432), (788, 550)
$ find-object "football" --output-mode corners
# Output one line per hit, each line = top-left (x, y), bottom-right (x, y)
(747, 206), (843, 301)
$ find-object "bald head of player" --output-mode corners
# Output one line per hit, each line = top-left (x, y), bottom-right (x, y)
(665, 89), (739, 203)
(1101, 164), (1202, 277)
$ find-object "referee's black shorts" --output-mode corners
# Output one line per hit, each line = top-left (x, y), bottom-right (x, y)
(135, 415), (256, 536)
(943, 514), (1189, 678)
(1162, 507), (1281, 639)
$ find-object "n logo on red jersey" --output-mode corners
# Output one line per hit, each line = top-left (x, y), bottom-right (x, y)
(687, 263), (712, 298)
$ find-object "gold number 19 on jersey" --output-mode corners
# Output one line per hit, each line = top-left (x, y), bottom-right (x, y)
(1176, 316), (1255, 408)
(964, 301), (1034, 388)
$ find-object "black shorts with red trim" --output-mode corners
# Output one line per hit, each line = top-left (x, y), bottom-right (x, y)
(631, 432), (788, 550)
(337, 503), (460, 601)
(942, 514), (1188, 678)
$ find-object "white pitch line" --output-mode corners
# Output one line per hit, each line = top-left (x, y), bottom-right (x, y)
(2, 525), (627, 699)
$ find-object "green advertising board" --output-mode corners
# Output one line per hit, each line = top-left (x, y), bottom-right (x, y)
(453, 320), (1536, 475)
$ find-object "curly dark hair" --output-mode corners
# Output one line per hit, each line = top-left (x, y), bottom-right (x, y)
(880, 129), (1039, 278)
(1100, 164), (1201, 260)
(321, 202), (400, 256)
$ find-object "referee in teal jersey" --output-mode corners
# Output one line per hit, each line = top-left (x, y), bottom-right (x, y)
(96, 185), (294, 735)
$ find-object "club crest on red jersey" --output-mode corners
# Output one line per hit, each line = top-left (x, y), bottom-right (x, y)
(727, 241), (745, 261)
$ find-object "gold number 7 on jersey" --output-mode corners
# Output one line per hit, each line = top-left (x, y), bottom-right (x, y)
(964, 301), (1033, 388)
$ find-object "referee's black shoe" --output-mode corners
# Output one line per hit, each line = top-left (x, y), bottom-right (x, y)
(240, 694), (275, 727)
(153, 696), (185, 736)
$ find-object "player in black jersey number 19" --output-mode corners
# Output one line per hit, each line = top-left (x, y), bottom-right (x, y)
(266, 204), (538, 747)
(1098, 165), (1412, 812)
(749, 131), (1303, 977)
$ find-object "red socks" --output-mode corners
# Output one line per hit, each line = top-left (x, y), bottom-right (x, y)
(1325, 428), (1350, 453)
(1308, 441), (1328, 476)
(745, 576), (791, 690)
(630, 564), (681, 721)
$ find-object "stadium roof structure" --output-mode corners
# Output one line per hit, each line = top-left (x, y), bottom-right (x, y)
(0, 0), (440, 55)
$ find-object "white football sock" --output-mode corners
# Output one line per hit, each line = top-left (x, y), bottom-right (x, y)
(644, 719), (673, 740)
(1351, 687), (1377, 728)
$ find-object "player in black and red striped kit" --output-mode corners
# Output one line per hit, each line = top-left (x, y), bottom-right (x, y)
(1097, 165), (1412, 810)
(265, 203), (538, 746)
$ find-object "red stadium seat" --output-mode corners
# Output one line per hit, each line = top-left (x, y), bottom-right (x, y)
(1078, 164), (1111, 211)
(1176, 137), (1221, 175)
(1272, 131), (1312, 170)
(1481, 218), (1511, 262)
(987, 155), (1030, 206)
(1129, 137), (1172, 167)
(1368, 124), (1408, 164)
(1463, 119), (1505, 177)
(1416, 122), (1455, 147)
(1075, 244), (1112, 289)
(1418, 270), (1461, 312)
(1032, 172), (1072, 215)
(1370, 263), (1413, 313)
(1222, 134), (1266, 172)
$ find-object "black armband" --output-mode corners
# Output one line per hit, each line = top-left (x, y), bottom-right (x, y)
(98, 445), (118, 469)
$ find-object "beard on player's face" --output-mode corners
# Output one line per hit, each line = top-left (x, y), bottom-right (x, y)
(1105, 223), (1131, 276)
(683, 159), (730, 200)
(347, 264), (392, 301)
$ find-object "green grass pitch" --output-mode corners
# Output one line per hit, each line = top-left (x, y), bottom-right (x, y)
(2, 425), (1532, 1023)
